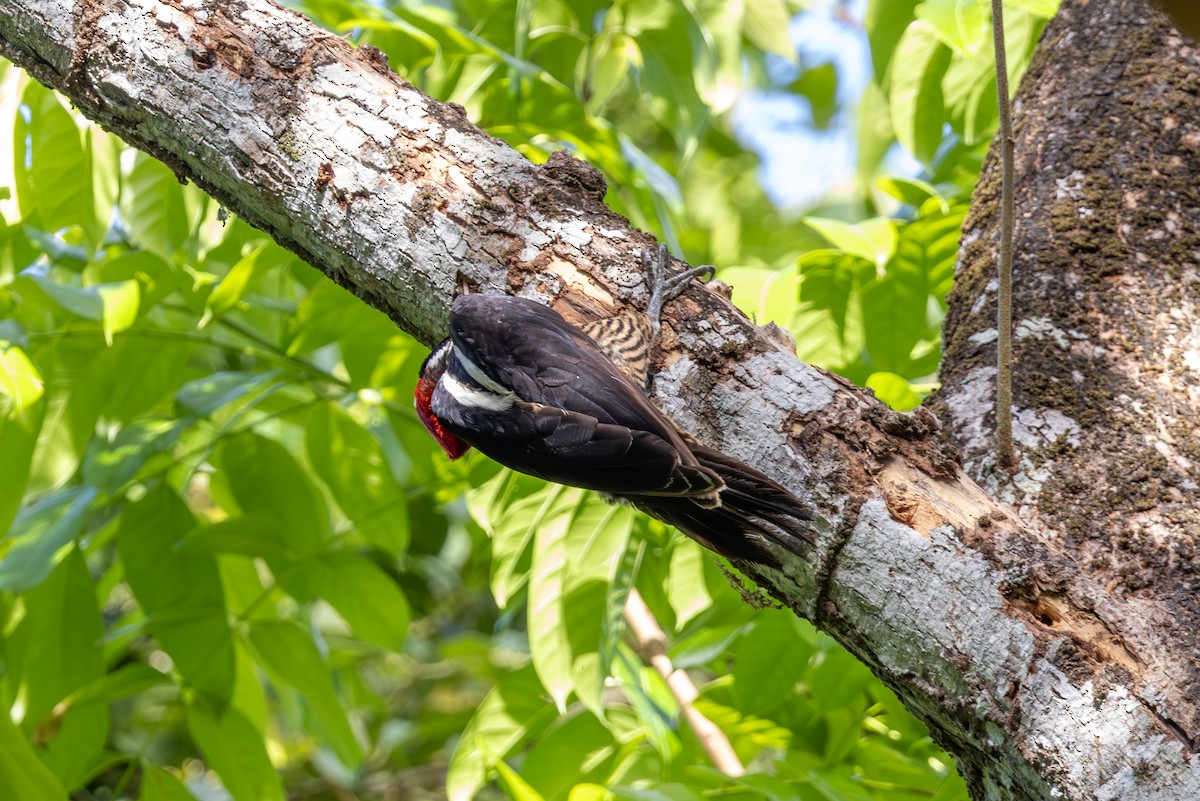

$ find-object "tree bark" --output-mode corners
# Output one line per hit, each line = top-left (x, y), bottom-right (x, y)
(1, 0), (1197, 798)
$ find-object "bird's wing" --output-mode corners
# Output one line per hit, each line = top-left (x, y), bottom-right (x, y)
(447, 295), (720, 497)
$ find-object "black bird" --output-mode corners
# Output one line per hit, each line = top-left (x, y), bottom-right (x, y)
(415, 246), (812, 564)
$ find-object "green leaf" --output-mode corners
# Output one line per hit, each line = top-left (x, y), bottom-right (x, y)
(287, 278), (394, 357)
(62, 664), (173, 710)
(201, 243), (278, 325)
(474, 476), (571, 609)
(527, 489), (579, 713)
(733, 610), (812, 716)
(666, 543), (712, 629)
(0, 400), (45, 536)
(246, 620), (363, 767)
(722, 264), (800, 330)
(611, 643), (678, 761)
(560, 498), (635, 716)
(175, 371), (278, 417)
(81, 417), (185, 495)
(866, 0), (922, 83)
(18, 275), (140, 344)
(744, 0), (796, 60)
(804, 217), (897, 269)
(1006, 0), (1059, 17)
(866, 372), (923, 411)
(0, 485), (96, 592)
(120, 153), (194, 260)
(306, 403), (409, 554)
(794, 250), (872, 373)
(0, 344), (44, 416)
(915, 0), (989, 56)
(446, 666), (557, 801)
(20, 83), (93, 241)
(791, 63), (839, 130)
(86, 126), (121, 248)
(213, 432), (329, 554)
(584, 32), (638, 112)
(140, 764), (199, 801)
(887, 21), (952, 166)
(875, 176), (948, 210)
(521, 714), (617, 799)
(0, 706), (67, 801)
(186, 699), (284, 801)
(117, 485), (235, 708)
(181, 515), (298, 561)
(809, 648), (874, 712)
(283, 552), (410, 651)
(85, 250), (180, 311)
(96, 280), (140, 345)
(13, 548), (106, 789)
(494, 759), (547, 801)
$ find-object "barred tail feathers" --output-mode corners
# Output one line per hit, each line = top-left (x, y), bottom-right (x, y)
(632, 446), (813, 564)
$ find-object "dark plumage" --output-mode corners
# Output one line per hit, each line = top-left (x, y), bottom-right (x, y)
(415, 290), (813, 564)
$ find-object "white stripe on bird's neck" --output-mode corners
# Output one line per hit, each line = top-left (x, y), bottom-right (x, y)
(453, 343), (511, 395)
(441, 372), (514, 411)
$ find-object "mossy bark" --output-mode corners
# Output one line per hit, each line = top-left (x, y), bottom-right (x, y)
(935, 0), (1200, 784)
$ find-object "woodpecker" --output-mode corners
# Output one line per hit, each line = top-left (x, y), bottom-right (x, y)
(415, 246), (812, 564)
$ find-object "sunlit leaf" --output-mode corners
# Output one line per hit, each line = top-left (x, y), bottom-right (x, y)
(19, 83), (94, 241)
(307, 403), (410, 554)
(246, 619), (363, 767)
(744, 0), (796, 60)
(186, 698), (284, 801)
(120, 153), (194, 260)
(915, 0), (989, 56)
(866, 372), (924, 411)
(888, 21), (952, 166)
(82, 417), (184, 495)
(0, 707), (67, 801)
(446, 666), (557, 801)
(283, 552), (410, 651)
(494, 759), (547, 801)
(804, 217), (897, 269)
(201, 243), (282, 325)
(0, 400), (44, 536)
(0, 485), (95, 592)
(213, 431), (329, 554)
(140, 764), (199, 801)
(14, 549), (106, 788)
(0, 344), (44, 416)
(733, 610), (812, 716)
(118, 486), (235, 709)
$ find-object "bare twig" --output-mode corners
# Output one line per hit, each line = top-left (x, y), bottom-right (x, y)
(623, 589), (745, 776)
(992, 0), (1016, 470)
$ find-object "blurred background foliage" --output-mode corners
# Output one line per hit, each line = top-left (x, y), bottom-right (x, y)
(0, 0), (1055, 798)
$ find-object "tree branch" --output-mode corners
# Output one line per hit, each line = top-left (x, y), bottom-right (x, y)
(624, 589), (744, 777)
(2, 0), (1198, 796)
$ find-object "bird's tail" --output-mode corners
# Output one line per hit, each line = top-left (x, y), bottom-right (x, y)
(633, 446), (814, 565)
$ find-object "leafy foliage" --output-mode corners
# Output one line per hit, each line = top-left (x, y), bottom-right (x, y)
(0, 0), (1054, 798)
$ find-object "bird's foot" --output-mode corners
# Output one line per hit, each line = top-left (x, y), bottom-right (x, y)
(641, 243), (714, 337)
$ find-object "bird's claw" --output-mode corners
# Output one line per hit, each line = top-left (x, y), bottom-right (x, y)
(640, 243), (713, 337)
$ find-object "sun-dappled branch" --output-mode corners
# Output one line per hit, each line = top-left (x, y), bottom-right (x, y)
(2, 0), (1200, 798)
(624, 589), (745, 777)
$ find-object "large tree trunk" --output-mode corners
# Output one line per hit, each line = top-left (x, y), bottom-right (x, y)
(1, 0), (1197, 797)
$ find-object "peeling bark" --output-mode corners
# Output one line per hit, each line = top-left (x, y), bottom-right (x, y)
(2, 0), (1198, 797)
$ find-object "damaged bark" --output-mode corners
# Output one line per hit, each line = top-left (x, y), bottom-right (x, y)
(1, 0), (1197, 797)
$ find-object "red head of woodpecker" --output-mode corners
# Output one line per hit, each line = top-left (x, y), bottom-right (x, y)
(415, 340), (470, 460)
